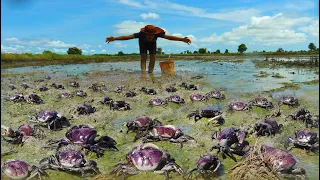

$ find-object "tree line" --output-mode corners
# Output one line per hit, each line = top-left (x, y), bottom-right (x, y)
(42, 43), (319, 55)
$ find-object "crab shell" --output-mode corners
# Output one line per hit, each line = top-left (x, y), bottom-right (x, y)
(58, 150), (85, 168)
(196, 155), (220, 172)
(36, 110), (60, 123)
(229, 101), (248, 111)
(66, 127), (97, 144)
(263, 118), (281, 130)
(261, 145), (298, 171)
(127, 143), (169, 171)
(190, 93), (207, 101)
(59, 92), (72, 98)
(133, 116), (153, 127)
(150, 125), (182, 138)
(206, 90), (225, 99)
(295, 130), (318, 143)
(17, 124), (34, 136)
(149, 98), (166, 106)
(2, 160), (29, 180)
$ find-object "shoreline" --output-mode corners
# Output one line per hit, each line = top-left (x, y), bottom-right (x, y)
(1, 53), (318, 69)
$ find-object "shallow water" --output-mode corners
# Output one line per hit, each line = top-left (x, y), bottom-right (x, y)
(1, 59), (319, 180)
(2, 59), (318, 94)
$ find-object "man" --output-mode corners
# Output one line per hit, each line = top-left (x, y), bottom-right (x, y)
(106, 25), (191, 74)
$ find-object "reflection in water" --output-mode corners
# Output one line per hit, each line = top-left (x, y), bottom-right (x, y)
(3, 59), (318, 94)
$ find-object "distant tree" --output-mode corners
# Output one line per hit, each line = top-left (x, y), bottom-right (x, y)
(238, 44), (247, 54)
(43, 50), (53, 54)
(308, 43), (317, 51)
(215, 49), (221, 54)
(207, 51), (210, 54)
(262, 50), (266, 52)
(117, 51), (125, 56)
(198, 48), (206, 54)
(186, 50), (192, 54)
(276, 48), (284, 52)
(180, 52), (184, 54)
(67, 47), (82, 55)
(193, 51), (198, 54)
(224, 49), (229, 54)
(317, 48), (319, 52)
(156, 47), (163, 54)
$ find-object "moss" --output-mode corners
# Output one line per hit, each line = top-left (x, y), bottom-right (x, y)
(303, 79), (319, 85)
(264, 82), (301, 93)
(271, 72), (285, 78)
(1, 69), (318, 180)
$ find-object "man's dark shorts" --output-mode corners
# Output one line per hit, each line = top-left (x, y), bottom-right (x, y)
(133, 32), (165, 54)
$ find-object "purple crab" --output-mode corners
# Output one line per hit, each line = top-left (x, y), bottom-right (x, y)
(134, 125), (195, 148)
(46, 124), (118, 158)
(51, 83), (65, 89)
(115, 85), (125, 93)
(6, 93), (26, 102)
(126, 116), (162, 134)
(285, 130), (319, 153)
(149, 98), (168, 106)
(2, 160), (48, 180)
(189, 93), (208, 102)
(187, 106), (223, 123)
(40, 148), (100, 176)
(228, 101), (251, 112)
(248, 118), (283, 137)
(111, 143), (184, 179)
(68, 81), (80, 87)
(39, 86), (48, 91)
(29, 110), (70, 130)
(26, 93), (44, 104)
(21, 83), (30, 89)
(179, 82), (198, 90)
(123, 90), (137, 97)
(99, 97), (113, 105)
(74, 90), (87, 97)
(210, 127), (250, 162)
(259, 145), (306, 179)
(59, 92), (73, 98)
(278, 96), (299, 106)
(187, 155), (221, 179)
(165, 86), (177, 92)
(205, 90), (226, 100)
(1, 124), (45, 145)
(248, 97), (274, 110)
(109, 100), (131, 111)
(286, 108), (319, 128)
(140, 87), (157, 95)
(8, 83), (16, 90)
(77, 103), (96, 115)
(165, 95), (185, 105)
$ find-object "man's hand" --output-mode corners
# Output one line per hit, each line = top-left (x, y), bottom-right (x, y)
(106, 36), (115, 43)
(183, 37), (191, 45)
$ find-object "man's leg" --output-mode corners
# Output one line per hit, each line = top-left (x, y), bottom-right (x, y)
(140, 53), (147, 74)
(149, 54), (156, 74)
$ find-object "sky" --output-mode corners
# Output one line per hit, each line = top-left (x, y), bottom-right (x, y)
(1, 0), (319, 55)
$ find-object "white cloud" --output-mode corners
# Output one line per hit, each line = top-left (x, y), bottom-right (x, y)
(98, 45), (103, 48)
(46, 40), (76, 48)
(119, 0), (144, 8)
(90, 49), (96, 52)
(299, 20), (319, 37)
(140, 12), (160, 19)
(113, 42), (128, 48)
(1, 44), (25, 53)
(284, 0), (316, 11)
(199, 13), (311, 46)
(113, 20), (147, 34)
(118, 0), (260, 22)
(79, 44), (91, 49)
(53, 48), (67, 54)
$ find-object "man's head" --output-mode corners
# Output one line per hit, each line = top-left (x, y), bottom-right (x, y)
(141, 25), (165, 41)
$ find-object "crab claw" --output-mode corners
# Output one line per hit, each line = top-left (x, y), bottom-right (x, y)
(284, 136), (293, 150)
(1, 125), (15, 137)
(237, 130), (246, 144)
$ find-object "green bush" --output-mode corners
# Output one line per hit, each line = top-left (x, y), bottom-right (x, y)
(67, 47), (82, 55)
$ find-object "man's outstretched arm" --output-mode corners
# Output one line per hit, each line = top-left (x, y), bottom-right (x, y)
(106, 34), (135, 43)
(163, 35), (191, 45)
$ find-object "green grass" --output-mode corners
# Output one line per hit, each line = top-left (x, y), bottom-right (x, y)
(1, 69), (319, 180)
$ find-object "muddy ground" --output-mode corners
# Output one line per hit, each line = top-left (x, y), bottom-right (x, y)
(1, 68), (319, 180)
